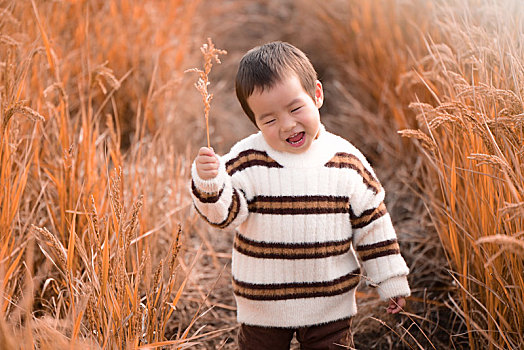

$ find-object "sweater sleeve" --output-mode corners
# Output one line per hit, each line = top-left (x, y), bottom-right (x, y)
(190, 155), (249, 229)
(349, 155), (411, 301)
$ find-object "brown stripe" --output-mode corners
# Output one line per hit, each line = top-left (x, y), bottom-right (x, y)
(356, 239), (400, 261)
(232, 269), (361, 301)
(191, 180), (224, 203)
(234, 232), (352, 259)
(325, 153), (381, 194)
(349, 202), (387, 229)
(194, 189), (242, 229)
(226, 150), (283, 176)
(248, 195), (349, 215)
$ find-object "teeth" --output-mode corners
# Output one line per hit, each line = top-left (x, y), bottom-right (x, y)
(287, 132), (304, 144)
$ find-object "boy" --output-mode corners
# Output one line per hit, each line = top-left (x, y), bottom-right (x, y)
(191, 42), (410, 349)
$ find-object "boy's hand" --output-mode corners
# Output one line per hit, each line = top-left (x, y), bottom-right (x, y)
(195, 147), (219, 180)
(386, 296), (406, 314)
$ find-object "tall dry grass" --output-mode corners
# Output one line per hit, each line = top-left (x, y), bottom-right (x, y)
(2, 0), (523, 348)
(402, 2), (524, 347)
(0, 0), (216, 348)
(303, 0), (523, 348)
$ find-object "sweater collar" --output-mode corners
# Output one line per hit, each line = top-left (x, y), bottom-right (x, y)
(257, 124), (336, 168)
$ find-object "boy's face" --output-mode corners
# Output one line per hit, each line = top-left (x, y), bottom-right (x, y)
(248, 74), (323, 154)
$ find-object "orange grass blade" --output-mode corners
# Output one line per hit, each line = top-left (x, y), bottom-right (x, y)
(137, 326), (238, 349)
(1, 248), (24, 292)
(30, 0), (56, 76)
(72, 309), (84, 343)
(169, 279), (187, 316)
(1, 248), (24, 313)
(168, 245), (202, 328)
(125, 283), (135, 310)
(7, 159), (31, 228)
(101, 225), (110, 296)
(66, 216), (76, 272)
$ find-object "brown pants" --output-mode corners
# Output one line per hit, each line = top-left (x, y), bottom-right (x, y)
(237, 318), (353, 350)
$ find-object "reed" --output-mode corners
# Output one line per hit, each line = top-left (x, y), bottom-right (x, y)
(308, 0), (523, 348)
(0, 0), (215, 348)
(2, 0), (522, 348)
(400, 2), (523, 348)
(186, 38), (227, 148)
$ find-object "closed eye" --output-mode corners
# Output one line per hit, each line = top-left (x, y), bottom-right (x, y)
(264, 119), (276, 125)
(291, 106), (302, 113)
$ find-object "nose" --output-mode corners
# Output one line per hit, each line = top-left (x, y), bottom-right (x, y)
(280, 114), (296, 132)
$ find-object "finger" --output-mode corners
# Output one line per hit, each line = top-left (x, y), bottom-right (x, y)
(389, 307), (399, 314)
(198, 171), (218, 180)
(387, 304), (398, 313)
(204, 170), (219, 178)
(197, 157), (217, 166)
(197, 153), (219, 163)
(198, 154), (218, 165)
(199, 163), (219, 171)
(199, 147), (216, 157)
(390, 299), (405, 314)
(391, 297), (405, 309)
(198, 147), (211, 157)
(386, 299), (399, 313)
(397, 298), (406, 308)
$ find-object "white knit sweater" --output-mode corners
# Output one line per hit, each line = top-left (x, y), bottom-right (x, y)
(191, 125), (410, 328)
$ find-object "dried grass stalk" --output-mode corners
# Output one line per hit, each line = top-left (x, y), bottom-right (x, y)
(476, 235), (524, 257)
(185, 38), (227, 148)
(123, 195), (143, 252)
(467, 153), (512, 173)
(398, 129), (437, 153)
(110, 167), (123, 224)
(31, 225), (67, 271)
(3, 103), (45, 131)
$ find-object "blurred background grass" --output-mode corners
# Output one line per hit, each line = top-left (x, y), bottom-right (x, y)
(1, 0), (522, 349)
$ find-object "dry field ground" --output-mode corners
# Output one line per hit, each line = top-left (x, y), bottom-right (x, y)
(1, 0), (523, 349)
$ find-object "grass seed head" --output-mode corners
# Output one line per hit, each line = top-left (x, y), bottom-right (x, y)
(32, 225), (67, 271)
(185, 38), (227, 148)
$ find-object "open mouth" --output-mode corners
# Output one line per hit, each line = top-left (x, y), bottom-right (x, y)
(286, 132), (306, 147)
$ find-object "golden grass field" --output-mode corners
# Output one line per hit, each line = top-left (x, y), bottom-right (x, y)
(1, 0), (523, 349)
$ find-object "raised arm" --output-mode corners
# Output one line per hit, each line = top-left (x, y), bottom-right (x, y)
(191, 147), (249, 229)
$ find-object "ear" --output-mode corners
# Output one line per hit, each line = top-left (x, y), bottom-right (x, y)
(314, 80), (324, 108)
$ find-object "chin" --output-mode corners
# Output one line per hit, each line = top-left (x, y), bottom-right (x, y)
(286, 143), (311, 154)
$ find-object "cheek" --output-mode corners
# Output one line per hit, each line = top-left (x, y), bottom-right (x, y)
(268, 129), (280, 140)
(265, 128), (281, 142)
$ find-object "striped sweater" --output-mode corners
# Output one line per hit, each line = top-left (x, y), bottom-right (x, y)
(190, 125), (410, 328)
